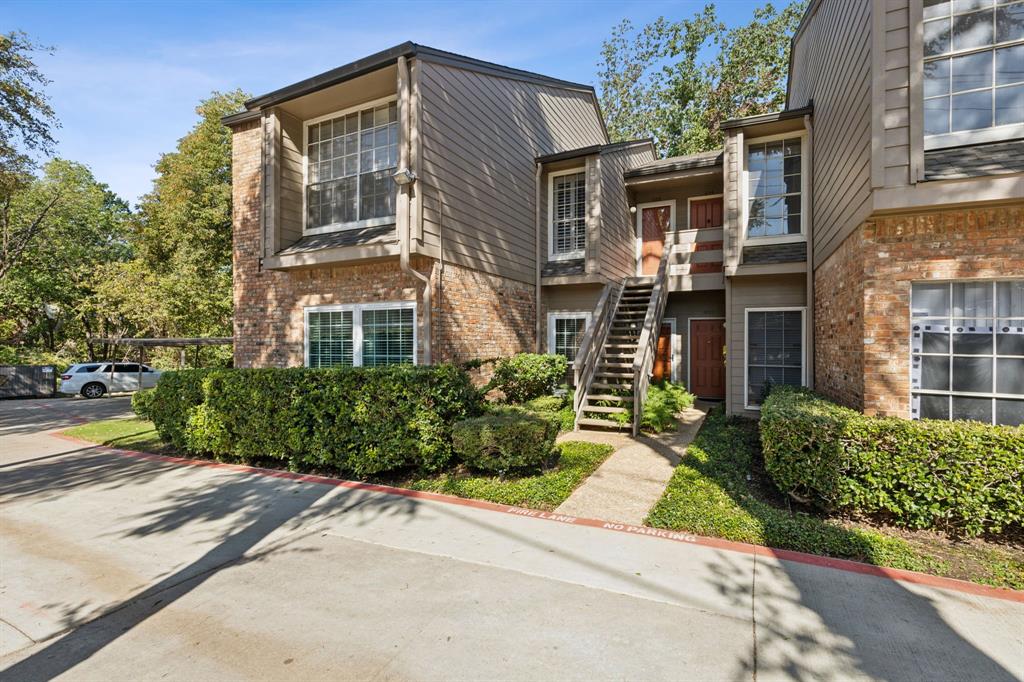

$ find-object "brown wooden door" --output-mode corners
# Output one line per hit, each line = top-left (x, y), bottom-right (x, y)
(689, 319), (725, 399)
(640, 205), (672, 275)
(689, 197), (723, 229)
(652, 323), (672, 383)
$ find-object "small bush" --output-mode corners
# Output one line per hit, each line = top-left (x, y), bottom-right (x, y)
(147, 365), (481, 477)
(453, 407), (558, 474)
(131, 388), (156, 419)
(760, 386), (1024, 536)
(523, 393), (575, 432)
(487, 353), (568, 403)
(640, 381), (696, 432)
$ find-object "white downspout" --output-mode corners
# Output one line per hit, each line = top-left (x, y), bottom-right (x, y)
(397, 55), (432, 364)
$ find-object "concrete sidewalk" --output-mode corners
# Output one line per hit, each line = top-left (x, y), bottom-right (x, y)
(1, 398), (1022, 681)
(555, 405), (707, 524)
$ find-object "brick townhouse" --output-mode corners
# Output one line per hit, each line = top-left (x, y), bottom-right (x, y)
(224, 0), (1023, 432)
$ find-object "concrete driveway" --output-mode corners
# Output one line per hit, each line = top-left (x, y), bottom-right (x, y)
(1, 398), (1022, 681)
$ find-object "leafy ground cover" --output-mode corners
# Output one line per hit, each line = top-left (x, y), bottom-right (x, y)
(63, 418), (613, 512)
(646, 408), (1024, 590)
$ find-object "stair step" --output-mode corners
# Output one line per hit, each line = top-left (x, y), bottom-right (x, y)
(583, 404), (628, 414)
(596, 371), (632, 379)
(599, 362), (633, 369)
(601, 353), (636, 360)
(591, 381), (634, 391)
(578, 417), (631, 430)
(617, 302), (650, 308)
(586, 393), (631, 402)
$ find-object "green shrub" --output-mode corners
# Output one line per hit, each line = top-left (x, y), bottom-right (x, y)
(453, 407), (558, 474)
(760, 386), (1024, 536)
(639, 381), (696, 432)
(149, 365), (481, 477)
(131, 388), (156, 419)
(523, 393), (575, 432)
(487, 353), (568, 403)
(147, 369), (215, 450)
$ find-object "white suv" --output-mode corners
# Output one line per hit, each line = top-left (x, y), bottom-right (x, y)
(60, 362), (162, 398)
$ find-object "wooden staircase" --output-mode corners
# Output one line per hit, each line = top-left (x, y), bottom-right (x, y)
(576, 279), (655, 431)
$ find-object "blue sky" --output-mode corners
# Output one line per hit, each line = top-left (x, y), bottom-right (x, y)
(8, 1), (763, 204)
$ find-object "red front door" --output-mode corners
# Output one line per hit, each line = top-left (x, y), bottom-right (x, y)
(689, 197), (723, 229)
(689, 319), (726, 399)
(652, 323), (673, 383)
(640, 205), (672, 275)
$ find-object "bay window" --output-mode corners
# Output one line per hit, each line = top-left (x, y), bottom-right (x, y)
(306, 302), (415, 367)
(745, 308), (806, 408)
(305, 99), (398, 233)
(548, 168), (587, 259)
(910, 280), (1024, 426)
(923, 0), (1024, 147)
(745, 136), (803, 239)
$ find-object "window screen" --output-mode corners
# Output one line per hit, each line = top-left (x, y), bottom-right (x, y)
(747, 310), (804, 406)
(307, 310), (354, 368)
(306, 102), (398, 230)
(552, 172), (586, 255)
(911, 280), (1024, 426)
(361, 307), (415, 367)
(552, 316), (588, 363)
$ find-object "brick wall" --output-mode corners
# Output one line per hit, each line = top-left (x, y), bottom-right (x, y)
(231, 120), (536, 369)
(814, 202), (1024, 417)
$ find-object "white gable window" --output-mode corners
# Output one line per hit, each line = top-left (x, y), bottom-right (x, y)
(305, 302), (415, 367)
(923, 0), (1024, 148)
(910, 280), (1024, 426)
(744, 135), (804, 240)
(305, 98), (398, 234)
(548, 168), (587, 260)
(547, 312), (591, 365)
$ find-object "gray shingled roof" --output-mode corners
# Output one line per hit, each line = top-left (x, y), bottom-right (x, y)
(541, 259), (586, 278)
(624, 150), (723, 178)
(924, 140), (1024, 180)
(277, 225), (396, 254)
(742, 241), (807, 265)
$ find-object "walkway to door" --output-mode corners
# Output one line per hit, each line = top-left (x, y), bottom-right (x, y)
(555, 404), (708, 525)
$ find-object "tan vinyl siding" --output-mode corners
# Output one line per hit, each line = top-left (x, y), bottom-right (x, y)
(278, 109), (304, 249)
(723, 130), (742, 271)
(881, 0), (913, 189)
(599, 144), (656, 280)
(726, 274), (807, 416)
(417, 59), (606, 284)
(787, 0), (874, 265)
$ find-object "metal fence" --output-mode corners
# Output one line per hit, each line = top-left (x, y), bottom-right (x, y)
(0, 365), (57, 399)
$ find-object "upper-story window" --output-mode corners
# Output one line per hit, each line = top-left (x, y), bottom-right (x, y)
(745, 136), (803, 239)
(548, 168), (587, 260)
(305, 99), (398, 233)
(923, 0), (1024, 147)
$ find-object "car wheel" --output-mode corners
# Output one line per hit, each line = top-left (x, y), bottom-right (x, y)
(81, 382), (106, 399)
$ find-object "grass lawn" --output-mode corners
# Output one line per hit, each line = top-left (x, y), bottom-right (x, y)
(63, 418), (614, 512)
(646, 408), (1024, 590)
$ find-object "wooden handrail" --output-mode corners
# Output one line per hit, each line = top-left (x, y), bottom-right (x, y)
(631, 237), (672, 436)
(573, 281), (622, 429)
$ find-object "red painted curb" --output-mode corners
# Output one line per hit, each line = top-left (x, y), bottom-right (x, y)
(50, 432), (1024, 604)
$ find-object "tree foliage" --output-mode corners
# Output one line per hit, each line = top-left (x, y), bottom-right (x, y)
(598, 1), (807, 156)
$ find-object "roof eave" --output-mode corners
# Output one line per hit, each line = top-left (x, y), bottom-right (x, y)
(720, 104), (814, 131)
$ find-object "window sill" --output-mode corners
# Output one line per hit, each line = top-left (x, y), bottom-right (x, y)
(548, 250), (586, 262)
(304, 216), (397, 236)
(741, 234), (806, 246)
(924, 125), (1024, 151)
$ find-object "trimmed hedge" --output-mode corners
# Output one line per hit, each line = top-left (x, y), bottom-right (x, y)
(487, 353), (568, 403)
(760, 386), (1024, 536)
(523, 394), (575, 432)
(148, 365), (481, 477)
(453, 406), (558, 474)
(131, 388), (156, 419)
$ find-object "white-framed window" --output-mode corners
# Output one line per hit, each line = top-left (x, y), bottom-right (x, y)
(743, 133), (806, 241)
(923, 0), (1024, 149)
(305, 301), (416, 368)
(548, 167), (587, 260)
(547, 312), (592, 365)
(304, 97), (398, 235)
(744, 307), (806, 409)
(910, 280), (1024, 426)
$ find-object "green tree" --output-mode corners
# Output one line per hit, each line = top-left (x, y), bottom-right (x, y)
(0, 160), (131, 357)
(598, 1), (806, 156)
